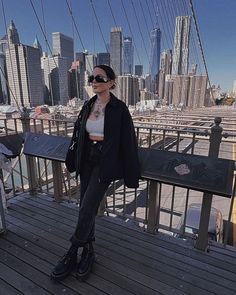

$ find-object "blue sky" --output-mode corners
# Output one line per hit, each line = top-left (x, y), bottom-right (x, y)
(1, 0), (236, 92)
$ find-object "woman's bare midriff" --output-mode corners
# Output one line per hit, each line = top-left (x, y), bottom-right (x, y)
(89, 135), (104, 141)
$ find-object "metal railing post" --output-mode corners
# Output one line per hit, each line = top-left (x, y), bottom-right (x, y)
(147, 180), (160, 234)
(195, 117), (223, 250)
(21, 109), (38, 195)
(52, 160), (63, 202)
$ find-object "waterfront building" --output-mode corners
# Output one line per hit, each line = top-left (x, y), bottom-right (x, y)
(85, 54), (97, 75)
(52, 32), (74, 68)
(189, 63), (197, 75)
(172, 16), (191, 75)
(7, 20), (20, 45)
(138, 77), (145, 91)
(135, 65), (143, 76)
(68, 61), (84, 100)
(188, 75), (207, 108)
(115, 75), (139, 106)
(233, 80), (236, 97)
(123, 37), (133, 75)
(41, 55), (69, 105)
(158, 50), (172, 99)
(172, 75), (190, 106)
(110, 27), (122, 75)
(6, 44), (43, 107)
(97, 52), (110, 66)
(164, 74), (175, 105)
(33, 36), (42, 57)
(0, 52), (9, 104)
(149, 27), (161, 93)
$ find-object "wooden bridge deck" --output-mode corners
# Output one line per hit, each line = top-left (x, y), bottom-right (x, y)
(1, 193), (236, 295)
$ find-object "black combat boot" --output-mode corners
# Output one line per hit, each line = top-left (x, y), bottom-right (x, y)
(51, 245), (78, 281)
(76, 242), (95, 281)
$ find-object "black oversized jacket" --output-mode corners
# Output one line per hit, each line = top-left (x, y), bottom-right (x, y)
(68, 92), (140, 188)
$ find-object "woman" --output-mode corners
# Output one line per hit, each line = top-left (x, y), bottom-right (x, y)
(51, 65), (140, 281)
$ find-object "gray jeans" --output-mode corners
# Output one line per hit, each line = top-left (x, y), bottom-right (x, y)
(70, 141), (110, 247)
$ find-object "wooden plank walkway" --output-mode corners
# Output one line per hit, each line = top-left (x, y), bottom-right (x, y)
(1, 193), (236, 295)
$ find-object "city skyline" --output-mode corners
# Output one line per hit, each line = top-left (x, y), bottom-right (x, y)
(0, 0), (236, 92)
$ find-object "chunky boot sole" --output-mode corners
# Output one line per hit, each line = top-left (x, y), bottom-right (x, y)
(50, 263), (76, 282)
(76, 255), (95, 281)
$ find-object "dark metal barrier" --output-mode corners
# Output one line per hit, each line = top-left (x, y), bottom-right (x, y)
(23, 131), (235, 250)
(0, 134), (24, 234)
(23, 132), (71, 202)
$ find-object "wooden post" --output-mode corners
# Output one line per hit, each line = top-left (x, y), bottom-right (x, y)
(195, 117), (223, 251)
(21, 109), (38, 195)
(147, 180), (160, 234)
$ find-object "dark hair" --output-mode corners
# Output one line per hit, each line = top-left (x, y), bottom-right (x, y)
(94, 64), (116, 89)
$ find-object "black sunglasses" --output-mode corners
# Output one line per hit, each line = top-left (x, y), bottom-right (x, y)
(88, 75), (111, 83)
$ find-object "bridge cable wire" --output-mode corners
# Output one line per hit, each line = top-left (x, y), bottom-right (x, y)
(29, 0), (59, 71)
(188, 0), (214, 101)
(108, 0), (141, 77)
(153, 0), (180, 101)
(65, 0), (93, 73)
(30, 0), (73, 105)
(1, 0), (20, 110)
(145, 0), (155, 29)
(119, 0), (142, 65)
(88, 0), (124, 91)
(107, 0), (118, 28)
(130, 0), (152, 71)
(40, 0), (55, 105)
(182, 0), (203, 74)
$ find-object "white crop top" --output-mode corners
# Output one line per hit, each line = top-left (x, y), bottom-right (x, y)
(86, 117), (104, 137)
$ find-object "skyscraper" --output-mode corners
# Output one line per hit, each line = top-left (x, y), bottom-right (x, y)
(7, 20), (20, 44)
(123, 37), (133, 75)
(97, 52), (110, 66)
(149, 28), (161, 93)
(41, 55), (69, 105)
(135, 65), (143, 76)
(188, 75), (207, 108)
(158, 50), (172, 99)
(33, 36), (42, 57)
(115, 75), (139, 106)
(0, 53), (9, 104)
(6, 44), (43, 107)
(172, 75), (190, 106)
(85, 54), (97, 75)
(172, 16), (191, 75)
(52, 32), (74, 67)
(110, 27), (122, 75)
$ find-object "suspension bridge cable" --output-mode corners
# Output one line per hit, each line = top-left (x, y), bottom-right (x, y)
(65, 0), (93, 73)
(89, 0), (109, 53)
(68, 0), (80, 99)
(138, 0), (151, 46)
(29, 0), (61, 75)
(188, 0), (214, 101)
(145, 0), (155, 29)
(130, 0), (151, 69)
(107, 0), (118, 28)
(182, 0), (203, 74)
(120, 0), (142, 65)
(157, 0), (175, 50)
(0, 65), (21, 109)
(40, 0), (55, 105)
(151, 0), (170, 50)
(1, 0), (20, 110)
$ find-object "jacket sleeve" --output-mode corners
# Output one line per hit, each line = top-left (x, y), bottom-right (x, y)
(121, 105), (140, 188)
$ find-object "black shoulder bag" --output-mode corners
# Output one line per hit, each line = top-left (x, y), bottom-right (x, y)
(65, 119), (80, 173)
